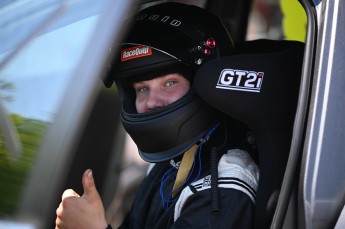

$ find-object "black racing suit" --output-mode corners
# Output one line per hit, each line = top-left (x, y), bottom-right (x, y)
(117, 144), (259, 229)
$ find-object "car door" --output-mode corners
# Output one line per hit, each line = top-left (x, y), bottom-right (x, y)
(0, 0), (138, 228)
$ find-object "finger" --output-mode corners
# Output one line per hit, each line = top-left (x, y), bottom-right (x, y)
(62, 189), (80, 200)
(55, 213), (64, 229)
(56, 202), (62, 217)
(55, 218), (64, 229)
(82, 169), (99, 200)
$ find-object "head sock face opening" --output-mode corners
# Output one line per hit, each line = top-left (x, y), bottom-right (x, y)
(117, 64), (195, 115)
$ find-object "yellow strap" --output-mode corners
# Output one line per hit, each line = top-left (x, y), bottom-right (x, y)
(172, 144), (198, 198)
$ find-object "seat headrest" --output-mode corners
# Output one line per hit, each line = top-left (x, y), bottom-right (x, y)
(194, 39), (304, 131)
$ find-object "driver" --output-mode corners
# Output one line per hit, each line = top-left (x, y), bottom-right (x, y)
(55, 2), (259, 229)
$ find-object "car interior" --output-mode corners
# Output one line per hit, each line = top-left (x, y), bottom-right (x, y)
(194, 39), (305, 228)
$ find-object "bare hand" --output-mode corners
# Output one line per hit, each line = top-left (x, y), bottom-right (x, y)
(55, 169), (108, 229)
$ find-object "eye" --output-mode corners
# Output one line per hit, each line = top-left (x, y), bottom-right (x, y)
(165, 80), (176, 87)
(136, 87), (149, 93)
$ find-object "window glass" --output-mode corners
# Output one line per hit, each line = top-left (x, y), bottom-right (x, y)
(0, 0), (105, 218)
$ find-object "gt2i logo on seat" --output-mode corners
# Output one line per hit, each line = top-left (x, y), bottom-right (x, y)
(216, 69), (264, 92)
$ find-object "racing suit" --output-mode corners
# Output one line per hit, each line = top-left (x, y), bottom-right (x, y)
(116, 137), (259, 229)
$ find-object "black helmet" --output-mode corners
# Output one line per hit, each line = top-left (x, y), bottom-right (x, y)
(106, 2), (234, 162)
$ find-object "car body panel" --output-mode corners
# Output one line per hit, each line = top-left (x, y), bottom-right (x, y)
(300, 0), (345, 228)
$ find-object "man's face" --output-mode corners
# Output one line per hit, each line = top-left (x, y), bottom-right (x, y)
(133, 73), (190, 113)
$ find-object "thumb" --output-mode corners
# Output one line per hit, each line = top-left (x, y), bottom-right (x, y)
(82, 169), (100, 201)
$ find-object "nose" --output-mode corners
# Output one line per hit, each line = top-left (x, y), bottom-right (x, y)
(146, 89), (165, 111)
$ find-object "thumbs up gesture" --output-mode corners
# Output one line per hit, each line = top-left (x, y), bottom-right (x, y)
(55, 169), (108, 229)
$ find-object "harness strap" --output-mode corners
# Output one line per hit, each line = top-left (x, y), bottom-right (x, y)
(172, 144), (198, 198)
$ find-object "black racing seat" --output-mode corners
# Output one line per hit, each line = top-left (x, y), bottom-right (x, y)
(194, 39), (305, 228)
